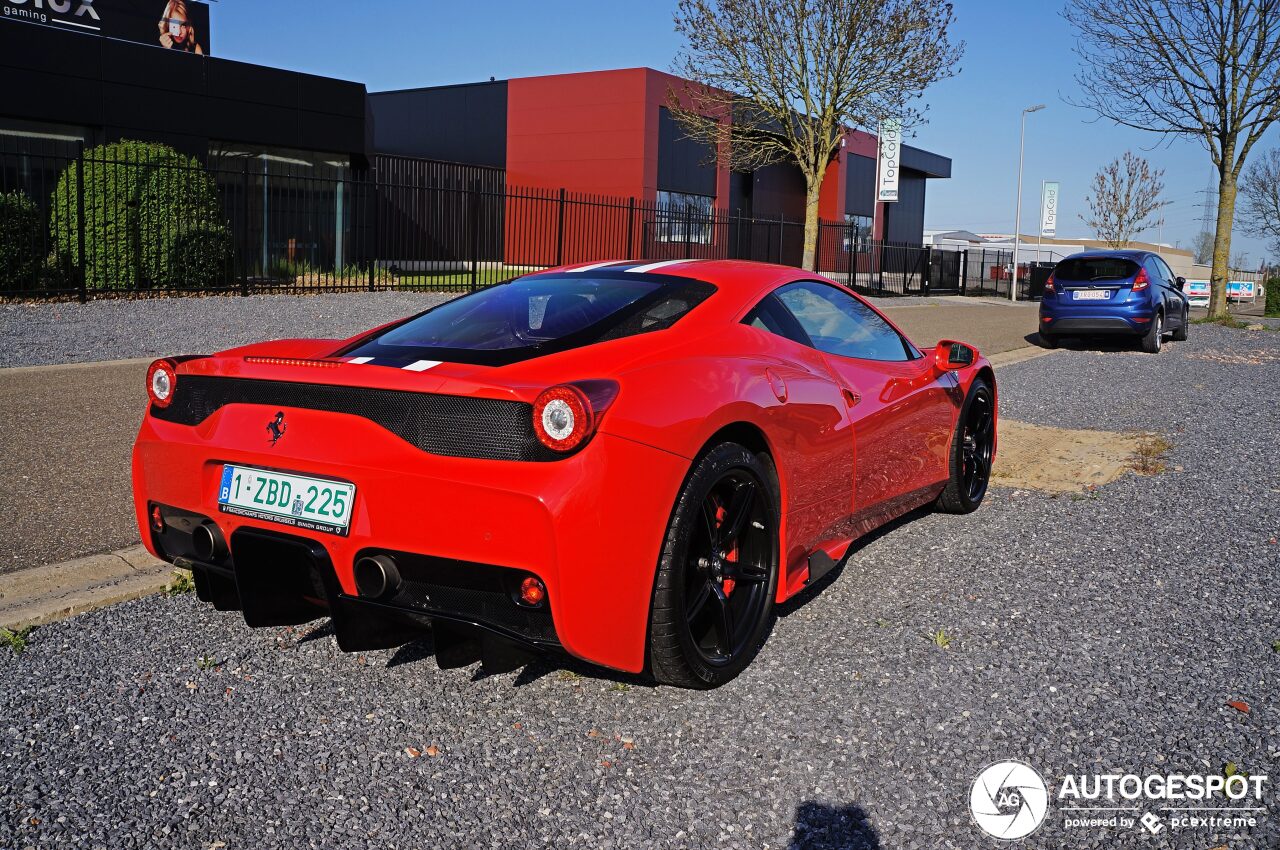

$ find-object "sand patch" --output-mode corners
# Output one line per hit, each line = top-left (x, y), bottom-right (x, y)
(993, 420), (1165, 493)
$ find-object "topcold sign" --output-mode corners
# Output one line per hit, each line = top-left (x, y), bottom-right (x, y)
(876, 118), (902, 203)
(1040, 182), (1060, 237)
(1, 0), (211, 55)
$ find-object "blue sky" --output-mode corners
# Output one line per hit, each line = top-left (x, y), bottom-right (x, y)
(209, 0), (1268, 263)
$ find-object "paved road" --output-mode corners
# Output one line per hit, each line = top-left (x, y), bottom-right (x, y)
(2, 322), (1276, 849)
(0, 295), (1041, 573)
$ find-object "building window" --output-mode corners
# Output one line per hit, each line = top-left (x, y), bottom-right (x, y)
(655, 190), (714, 244)
(842, 214), (873, 250)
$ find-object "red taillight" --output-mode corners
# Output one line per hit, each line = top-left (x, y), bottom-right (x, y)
(531, 380), (619, 452)
(519, 576), (546, 607)
(146, 359), (178, 408)
(1044, 273), (1055, 293)
(1132, 268), (1150, 291)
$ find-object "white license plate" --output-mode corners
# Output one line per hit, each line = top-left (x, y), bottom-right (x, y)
(218, 465), (355, 536)
(1072, 289), (1111, 301)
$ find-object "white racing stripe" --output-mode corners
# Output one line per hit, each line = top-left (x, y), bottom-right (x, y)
(565, 260), (627, 273)
(403, 360), (443, 372)
(626, 259), (700, 274)
(347, 356), (374, 365)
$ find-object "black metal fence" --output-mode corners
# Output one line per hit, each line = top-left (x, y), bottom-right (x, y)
(0, 141), (1012, 301)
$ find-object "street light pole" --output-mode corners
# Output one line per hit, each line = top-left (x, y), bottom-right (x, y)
(1011, 104), (1045, 302)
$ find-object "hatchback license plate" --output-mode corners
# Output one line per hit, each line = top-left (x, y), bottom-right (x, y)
(1073, 289), (1111, 300)
(218, 465), (355, 536)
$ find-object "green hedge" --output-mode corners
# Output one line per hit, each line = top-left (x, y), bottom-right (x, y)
(49, 141), (232, 290)
(1266, 277), (1280, 317)
(0, 190), (40, 291)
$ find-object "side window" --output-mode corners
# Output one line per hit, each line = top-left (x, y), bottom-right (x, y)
(773, 281), (914, 362)
(742, 294), (812, 346)
(1155, 257), (1176, 284)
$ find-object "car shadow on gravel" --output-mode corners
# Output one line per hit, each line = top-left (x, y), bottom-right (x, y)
(1024, 331), (1141, 352)
(384, 631), (662, 689)
(789, 801), (880, 849)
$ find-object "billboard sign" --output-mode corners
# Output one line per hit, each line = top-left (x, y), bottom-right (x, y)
(1040, 182), (1059, 237)
(1227, 281), (1256, 301)
(1, 0), (210, 55)
(876, 118), (902, 203)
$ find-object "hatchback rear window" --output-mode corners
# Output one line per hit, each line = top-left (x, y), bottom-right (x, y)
(342, 272), (714, 366)
(1054, 257), (1140, 282)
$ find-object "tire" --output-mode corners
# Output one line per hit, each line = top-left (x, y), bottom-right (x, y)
(935, 378), (995, 515)
(1172, 307), (1188, 341)
(648, 442), (780, 689)
(1141, 310), (1164, 353)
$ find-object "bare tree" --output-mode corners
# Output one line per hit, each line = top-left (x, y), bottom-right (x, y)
(1079, 152), (1169, 247)
(1240, 147), (1280, 258)
(1065, 0), (1280, 318)
(669, 0), (962, 270)
(1192, 230), (1216, 265)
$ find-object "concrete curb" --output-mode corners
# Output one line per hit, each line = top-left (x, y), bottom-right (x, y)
(988, 345), (1059, 368)
(0, 356), (153, 375)
(0, 545), (175, 631)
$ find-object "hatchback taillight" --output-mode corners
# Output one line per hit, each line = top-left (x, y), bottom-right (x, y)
(1132, 268), (1151, 292)
(146, 359), (178, 408)
(1044, 273), (1055, 293)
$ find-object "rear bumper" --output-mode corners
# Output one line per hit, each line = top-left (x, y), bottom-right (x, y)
(1039, 298), (1154, 335)
(132, 404), (691, 673)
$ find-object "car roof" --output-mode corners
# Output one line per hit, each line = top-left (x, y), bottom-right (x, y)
(1061, 249), (1153, 260)
(532, 259), (801, 293)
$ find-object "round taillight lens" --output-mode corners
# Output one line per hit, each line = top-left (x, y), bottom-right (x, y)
(146, 359), (177, 408)
(519, 576), (546, 607)
(532, 385), (592, 451)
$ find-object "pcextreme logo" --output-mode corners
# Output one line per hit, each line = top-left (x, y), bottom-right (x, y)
(969, 760), (1270, 841)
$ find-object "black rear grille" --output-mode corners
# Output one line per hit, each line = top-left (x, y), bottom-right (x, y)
(152, 375), (561, 461)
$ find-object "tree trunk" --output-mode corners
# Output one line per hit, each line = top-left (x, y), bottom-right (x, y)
(801, 179), (823, 272)
(1209, 169), (1237, 319)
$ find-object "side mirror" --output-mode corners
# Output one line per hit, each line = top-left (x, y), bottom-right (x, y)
(1176, 276), (1187, 291)
(934, 340), (976, 371)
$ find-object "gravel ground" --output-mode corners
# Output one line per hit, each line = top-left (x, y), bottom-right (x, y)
(2, 324), (1278, 849)
(0, 293), (451, 368)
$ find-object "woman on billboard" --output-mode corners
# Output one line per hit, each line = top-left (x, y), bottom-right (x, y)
(158, 1), (204, 54)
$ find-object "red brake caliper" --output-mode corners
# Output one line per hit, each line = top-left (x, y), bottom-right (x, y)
(714, 503), (737, 597)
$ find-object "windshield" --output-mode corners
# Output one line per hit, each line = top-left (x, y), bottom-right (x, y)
(1054, 257), (1140, 283)
(343, 272), (715, 366)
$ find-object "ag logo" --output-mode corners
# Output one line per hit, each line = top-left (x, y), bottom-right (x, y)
(969, 760), (1049, 840)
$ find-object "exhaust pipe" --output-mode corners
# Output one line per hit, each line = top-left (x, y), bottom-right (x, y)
(354, 554), (401, 599)
(192, 522), (228, 563)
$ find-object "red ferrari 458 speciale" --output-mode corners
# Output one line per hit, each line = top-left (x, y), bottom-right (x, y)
(133, 259), (996, 688)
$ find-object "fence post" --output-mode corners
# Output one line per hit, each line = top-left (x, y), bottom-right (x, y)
(735, 213), (744, 261)
(368, 172), (378, 292)
(813, 220), (822, 274)
(555, 188), (566, 266)
(845, 223), (855, 286)
(960, 248), (968, 295)
(776, 218), (784, 265)
(76, 142), (87, 303)
(625, 197), (635, 259)
(923, 246), (932, 295)
(469, 179), (481, 292)
(686, 204), (696, 258)
(240, 159), (251, 296)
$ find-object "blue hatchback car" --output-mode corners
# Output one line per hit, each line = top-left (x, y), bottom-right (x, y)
(1039, 250), (1190, 353)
